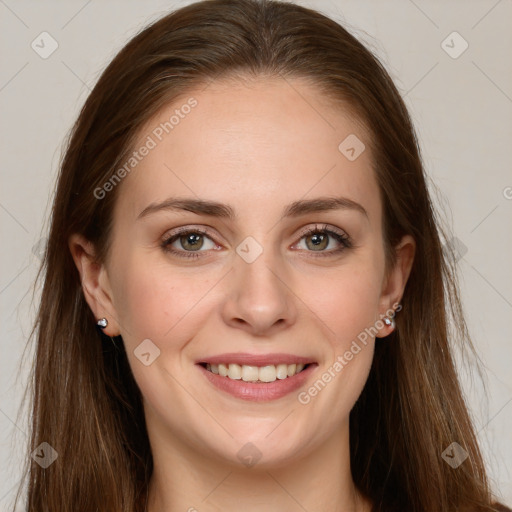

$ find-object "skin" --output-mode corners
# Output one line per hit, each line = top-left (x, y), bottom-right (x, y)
(70, 76), (415, 512)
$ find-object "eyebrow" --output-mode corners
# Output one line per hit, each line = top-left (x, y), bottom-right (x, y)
(137, 196), (368, 221)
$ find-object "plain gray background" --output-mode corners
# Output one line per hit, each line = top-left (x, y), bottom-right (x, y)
(1, 0), (511, 508)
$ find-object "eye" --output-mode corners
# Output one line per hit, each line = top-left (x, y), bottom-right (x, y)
(161, 223), (352, 260)
(293, 224), (352, 257)
(161, 227), (219, 259)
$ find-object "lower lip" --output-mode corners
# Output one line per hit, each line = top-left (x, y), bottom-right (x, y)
(197, 363), (318, 402)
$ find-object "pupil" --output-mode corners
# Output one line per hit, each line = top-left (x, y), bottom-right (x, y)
(312, 234), (322, 245)
(183, 233), (202, 250)
(307, 232), (327, 251)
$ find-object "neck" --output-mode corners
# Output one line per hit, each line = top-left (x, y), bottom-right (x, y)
(145, 412), (371, 512)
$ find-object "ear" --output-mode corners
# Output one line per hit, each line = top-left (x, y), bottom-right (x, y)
(68, 233), (121, 336)
(376, 234), (415, 338)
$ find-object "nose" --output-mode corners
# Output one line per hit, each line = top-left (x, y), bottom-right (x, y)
(221, 248), (297, 336)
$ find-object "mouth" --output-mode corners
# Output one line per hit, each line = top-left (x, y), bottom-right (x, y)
(195, 358), (319, 402)
(198, 362), (312, 383)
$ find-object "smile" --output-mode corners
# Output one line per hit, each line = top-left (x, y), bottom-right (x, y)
(196, 361), (318, 402)
(206, 363), (306, 382)
(204, 362), (308, 382)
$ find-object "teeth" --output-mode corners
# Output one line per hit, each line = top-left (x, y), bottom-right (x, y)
(228, 363), (242, 380)
(205, 362), (308, 382)
(259, 365), (276, 382)
(241, 365), (259, 382)
(276, 364), (288, 379)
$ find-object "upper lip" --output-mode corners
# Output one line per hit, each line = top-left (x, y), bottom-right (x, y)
(196, 353), (316, 366)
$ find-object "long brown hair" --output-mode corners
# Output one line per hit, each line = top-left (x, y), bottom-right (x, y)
(14, 0), (507, 510)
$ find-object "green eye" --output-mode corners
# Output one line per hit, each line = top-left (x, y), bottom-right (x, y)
(161, 223), (352, 260)
(161, 228), (216, 259)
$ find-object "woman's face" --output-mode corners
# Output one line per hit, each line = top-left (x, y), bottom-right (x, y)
(79, 76), (412, 469)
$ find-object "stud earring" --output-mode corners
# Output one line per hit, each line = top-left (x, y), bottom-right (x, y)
(383, 317), (396, 329)
(97, 318), (108, 329)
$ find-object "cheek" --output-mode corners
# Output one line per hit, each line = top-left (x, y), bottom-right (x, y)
(293, 266), (380, 432)
(111, 253), (212, 349)
(303, 261), (383, 346)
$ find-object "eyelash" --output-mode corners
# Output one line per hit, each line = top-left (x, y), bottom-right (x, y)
(160, 224), (352, 260)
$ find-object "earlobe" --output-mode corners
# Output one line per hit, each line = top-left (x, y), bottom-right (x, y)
(68, 234), (121, 336)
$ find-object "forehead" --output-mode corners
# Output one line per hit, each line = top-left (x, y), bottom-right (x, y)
(114, 76), (380, 226)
